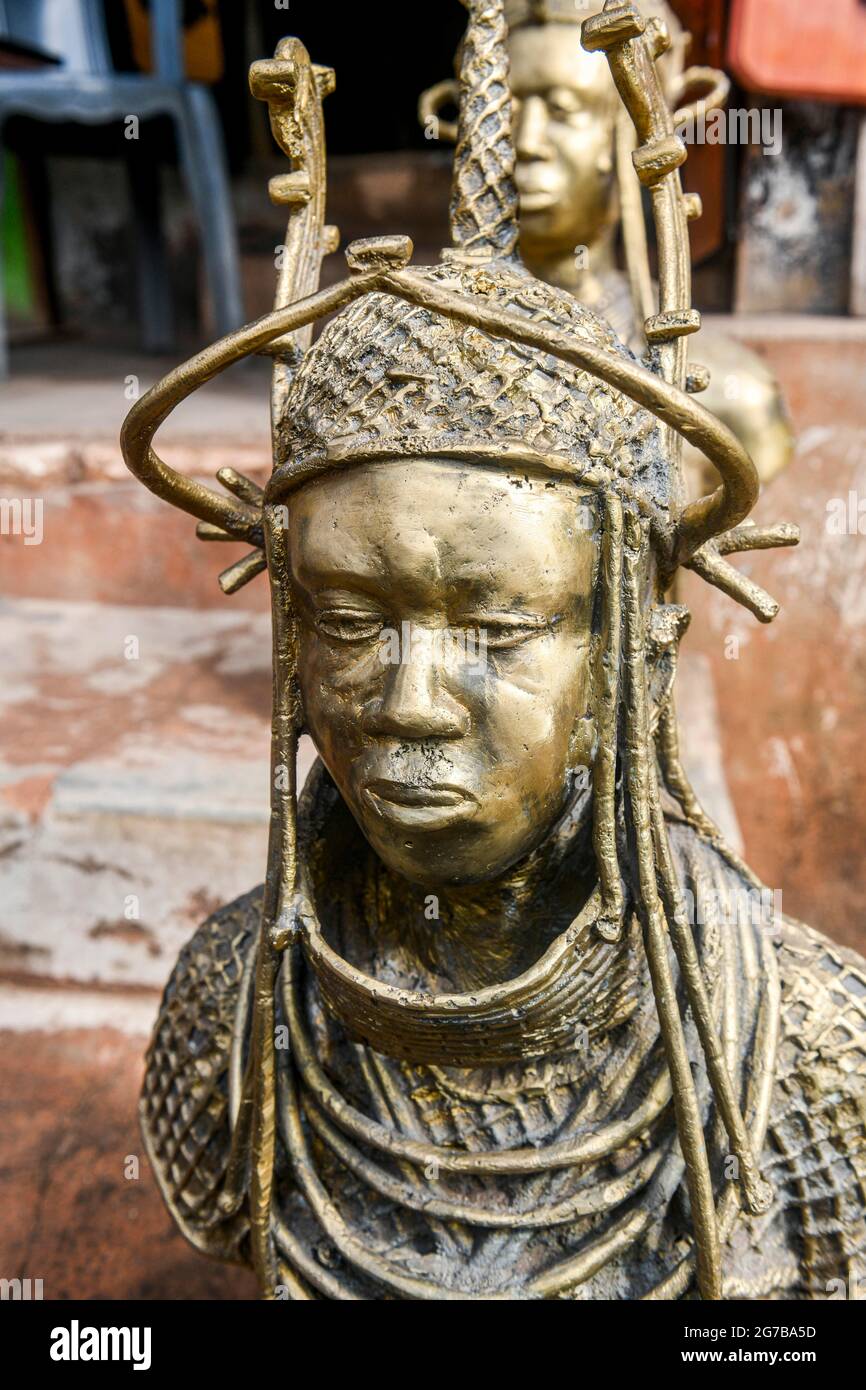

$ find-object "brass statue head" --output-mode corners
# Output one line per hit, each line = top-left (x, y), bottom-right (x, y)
(272, 254), (667, 886)
(505, 0), (684, 266)
(421, 1), (729, 305)
(121, 0), (796, 1300)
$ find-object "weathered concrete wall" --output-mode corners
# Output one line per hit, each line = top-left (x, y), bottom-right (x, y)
(685, 321), (866, 954)
(0, 1002), (257, 1299)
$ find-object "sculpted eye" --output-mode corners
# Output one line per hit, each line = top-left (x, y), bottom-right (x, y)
(483, 624), (542, 651)
(316, 609), (384, 643)
(546, 88), (582, 121)
(467, 615), (556, 652)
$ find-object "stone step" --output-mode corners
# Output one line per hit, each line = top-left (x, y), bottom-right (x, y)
(0, 344), (272, 611)
(0, 476), (269, 611)
(0, 994), (257, 1299)
(0, 596), (314, 989)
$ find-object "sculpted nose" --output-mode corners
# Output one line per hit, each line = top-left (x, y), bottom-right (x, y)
(515, 94), (551, 160)
(363, 628), (470, 740)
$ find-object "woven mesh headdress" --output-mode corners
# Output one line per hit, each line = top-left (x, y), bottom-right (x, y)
(121, 0), (798, 1300)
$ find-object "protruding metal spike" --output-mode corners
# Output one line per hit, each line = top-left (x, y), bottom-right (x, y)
(219, 550), (268, 595)
(345, 236), (413, 273)
(717, 522), (799, 556)
(686, 547), (781, 623)
(216, 467), (265, 505)
(197, 521), (237, 542)
(268, 171), (312, 206)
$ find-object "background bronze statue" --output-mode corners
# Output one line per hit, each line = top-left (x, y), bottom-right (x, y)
(121, 0), (865, 1300)
(421, 0), (794, 500)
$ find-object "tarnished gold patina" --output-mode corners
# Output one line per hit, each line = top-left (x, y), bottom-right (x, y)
(421, 0), (794, 498)
(122, 1), (865, 1300)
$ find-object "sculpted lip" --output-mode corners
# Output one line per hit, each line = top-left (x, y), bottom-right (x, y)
(517, 189), (558, 212)
(362, 779), (477, 829)
(514, 173), (561, 212)
(365, 779), (474, 807)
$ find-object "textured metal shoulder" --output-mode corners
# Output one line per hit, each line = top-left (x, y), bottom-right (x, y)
(140, 886), (262, 1262)
(776, 917), (866, 1076)
(766, 918), (866, 1294)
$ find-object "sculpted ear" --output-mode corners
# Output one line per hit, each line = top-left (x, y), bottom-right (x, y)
(645, 603), (691, 732)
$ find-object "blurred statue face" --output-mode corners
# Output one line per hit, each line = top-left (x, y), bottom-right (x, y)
(289, 460), (598, 887)
(509, 24), (619, 260)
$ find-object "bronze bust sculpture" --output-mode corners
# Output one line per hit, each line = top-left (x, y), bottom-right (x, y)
(121, 0), (865, 1300)
(421, 0), (794, 499)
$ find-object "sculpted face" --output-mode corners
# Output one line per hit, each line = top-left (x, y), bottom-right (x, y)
(509, 23), (619, 261)
(289, 460), (598, 886)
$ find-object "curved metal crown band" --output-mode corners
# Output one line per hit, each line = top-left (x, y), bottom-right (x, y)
(120, 253), (758, 571)
(672, 65), (730, 128)
(118, 271), (381, 542)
